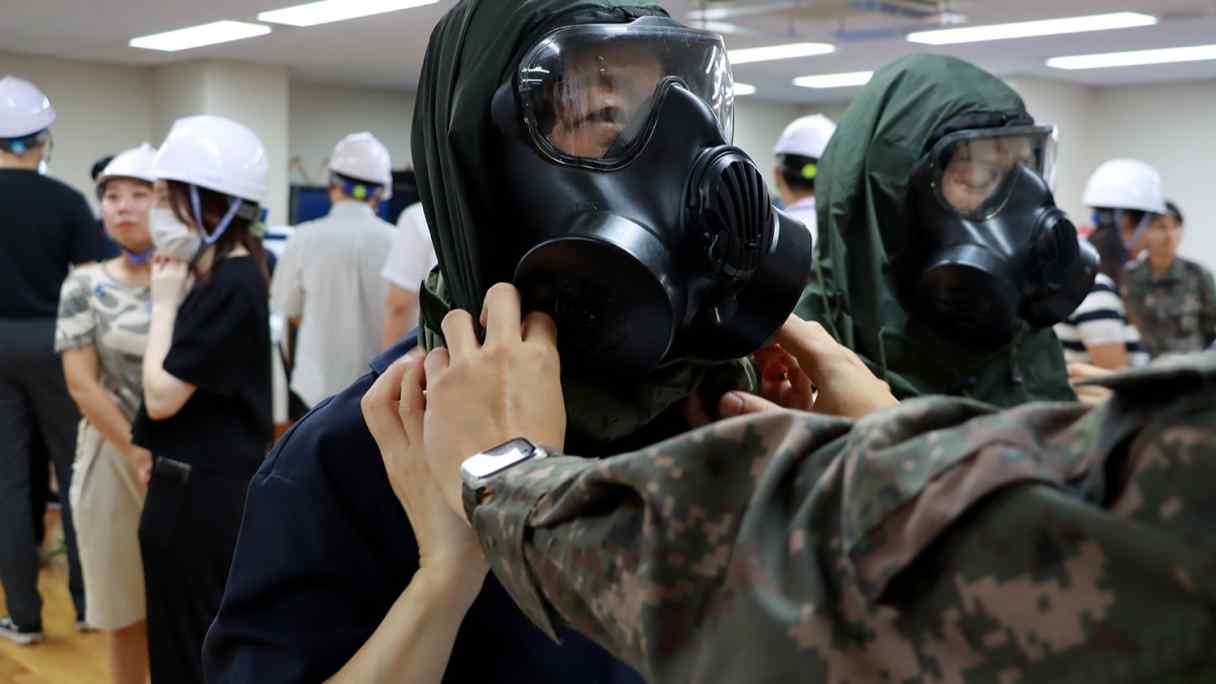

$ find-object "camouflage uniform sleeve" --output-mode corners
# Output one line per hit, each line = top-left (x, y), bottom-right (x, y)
(473, 353), (1216, 684)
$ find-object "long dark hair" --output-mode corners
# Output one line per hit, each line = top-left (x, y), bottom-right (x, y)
(167, 180), (269, 286)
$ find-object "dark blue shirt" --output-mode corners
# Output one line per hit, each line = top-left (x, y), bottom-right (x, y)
(204, 332), (643, 683)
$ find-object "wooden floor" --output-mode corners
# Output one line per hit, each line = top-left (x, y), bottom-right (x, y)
(0, 510), (109, 684)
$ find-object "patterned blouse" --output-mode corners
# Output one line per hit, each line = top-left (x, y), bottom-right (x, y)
(55, 263), (151, 420)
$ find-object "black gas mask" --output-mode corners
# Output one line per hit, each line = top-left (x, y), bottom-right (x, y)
(490, 16), (812, 375)
(908, 119), (1098, 347)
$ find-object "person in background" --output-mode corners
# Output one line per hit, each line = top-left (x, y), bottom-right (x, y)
(89, 155), (122, 260)
(271, 132), (397, 408)
(0, 75), (92, 644)
(55, 144), (158, 684)
(381, 201), (437, 349)
(1083, 158), (1164, 289)
(1053, 162), (1164, 372)
(1123, 199), (1216, 357)
(796, 56), (1096, 407)
(132, 116), (273, 684)
(772, 113), (835, 247)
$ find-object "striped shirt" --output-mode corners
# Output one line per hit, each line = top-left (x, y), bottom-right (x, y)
(1055, 273), (1150, 368)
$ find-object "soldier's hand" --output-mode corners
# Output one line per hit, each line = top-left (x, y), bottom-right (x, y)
(423, 283), (567, 516)
(721, 315), (898, 421)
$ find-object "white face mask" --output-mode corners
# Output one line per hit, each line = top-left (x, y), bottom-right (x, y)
(149, 207), (202, 261)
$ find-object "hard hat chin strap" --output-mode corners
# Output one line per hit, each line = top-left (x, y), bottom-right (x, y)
(190, 184), (245, 247)
(1119, 209), (1152, 253)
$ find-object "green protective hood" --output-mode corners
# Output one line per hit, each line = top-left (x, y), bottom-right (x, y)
(411, 0), (758, 446)
(796, 54), (1075, 408)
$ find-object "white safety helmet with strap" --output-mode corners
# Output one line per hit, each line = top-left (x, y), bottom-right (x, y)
(97, 143), (158, 193)
(1083, 158), (1166, 215)
(0, 76), (56, 141)
(154, 115), (268, 247)
(328, 131), (393, 200)
(774, 114), (836, 160)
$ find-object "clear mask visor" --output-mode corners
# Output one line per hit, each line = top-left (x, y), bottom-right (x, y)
(923, 125), (1058, 220)
(518, 18), (734, 167)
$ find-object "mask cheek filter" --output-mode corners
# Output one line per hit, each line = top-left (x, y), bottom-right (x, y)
(1022, 213), (1099, 327)
(514, 213), (684, 376)
(917, 244), (1021, 347)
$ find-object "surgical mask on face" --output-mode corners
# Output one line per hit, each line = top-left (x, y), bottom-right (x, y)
(149, 207), (202, 261)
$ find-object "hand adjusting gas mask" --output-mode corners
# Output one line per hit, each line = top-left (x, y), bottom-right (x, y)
(490, 16), (813, 375)
(908, 116), (1098, 347)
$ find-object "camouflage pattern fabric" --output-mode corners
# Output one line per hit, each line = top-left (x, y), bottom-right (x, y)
(470, 352), (1216, 683)
(54, 263), (151, 419)
(1123, 257), (1216, 359)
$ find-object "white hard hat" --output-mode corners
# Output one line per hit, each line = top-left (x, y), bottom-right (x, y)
(1083, 159), (1166, 215)
(774, 114), (836, 159)
(0, 76), (56, 139)
(154, 115), (268, 205)
(329, 132), (393, 199)
(97, 143), (158, 188)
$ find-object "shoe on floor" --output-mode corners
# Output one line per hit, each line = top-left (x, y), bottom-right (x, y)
(0, 616), (44, 645)
(76, 620), (98, 634)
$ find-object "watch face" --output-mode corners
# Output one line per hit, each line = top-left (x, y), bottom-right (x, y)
(461, 438), (537, 480)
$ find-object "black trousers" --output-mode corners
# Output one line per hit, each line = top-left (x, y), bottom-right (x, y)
(0, 317), (86, 627)
(139, 458), (251, 684)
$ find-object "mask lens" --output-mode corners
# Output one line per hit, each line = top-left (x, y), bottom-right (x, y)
(519, 20), (733, 164)
(931, 127), (1055, 220)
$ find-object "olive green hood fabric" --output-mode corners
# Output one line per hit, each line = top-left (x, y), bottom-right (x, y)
(795, 54), (1075, 408)
(411, 0), (757, 445)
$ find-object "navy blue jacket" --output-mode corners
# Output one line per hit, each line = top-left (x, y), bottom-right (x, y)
(204, 332), (643, 683)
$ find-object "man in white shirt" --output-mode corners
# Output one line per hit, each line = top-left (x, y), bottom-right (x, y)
(380, 202), (438, 348)
(270, 132), (397, 408)
(772, 114), (836, 248)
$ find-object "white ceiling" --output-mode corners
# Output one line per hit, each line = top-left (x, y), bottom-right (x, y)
(1, 0), (1215, 103)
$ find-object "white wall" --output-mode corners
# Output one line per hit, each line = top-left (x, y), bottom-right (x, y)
(0, 51), (154, 210)
(288, 82), (416, 183)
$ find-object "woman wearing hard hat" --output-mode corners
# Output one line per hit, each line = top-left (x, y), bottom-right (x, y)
(54, 144), (159, 684)
(772, 114), (836, 248)
(0, 75), (96, 646)
(130, 116), (273, 684)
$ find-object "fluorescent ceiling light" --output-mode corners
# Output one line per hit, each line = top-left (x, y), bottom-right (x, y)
(728, 42), (835, 65)
(733, 82), (757, 96)
(793, 71), (873, 89)
(129, 21), (271, 52)
(1047, 43), (1216, 70)
(259, 0), (439, 27)
(908, 12), (1156, 45)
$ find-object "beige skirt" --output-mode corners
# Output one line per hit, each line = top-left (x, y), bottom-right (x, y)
(69, 421), (147, 630)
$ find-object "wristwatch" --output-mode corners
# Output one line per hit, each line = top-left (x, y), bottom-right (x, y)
(460, 437), (551, 521)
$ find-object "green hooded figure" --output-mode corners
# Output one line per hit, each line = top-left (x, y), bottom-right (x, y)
(412, 0), (779, 452)
(797, 55), (1078, 408)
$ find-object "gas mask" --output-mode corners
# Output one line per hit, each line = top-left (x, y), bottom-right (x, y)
(909, 121), (1098, 347)
(490, 16), (812, 375)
